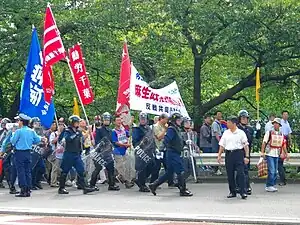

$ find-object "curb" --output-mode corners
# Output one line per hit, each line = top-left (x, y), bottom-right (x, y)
(0, 208), (299, 225)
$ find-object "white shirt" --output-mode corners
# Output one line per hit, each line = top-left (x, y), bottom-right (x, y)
(49, 131), (57, 151)
(265, 121), (273, 132)
(219, 128), (249, 151)
(281, 119), (292, 136)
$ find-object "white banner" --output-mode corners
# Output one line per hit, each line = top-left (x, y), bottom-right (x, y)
(130, 64), (189, 118)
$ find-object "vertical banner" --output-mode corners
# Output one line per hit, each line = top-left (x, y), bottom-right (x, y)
(19, 28), (55, 128)
(116, 42), (131, 129)
(68, 44), (94, 105)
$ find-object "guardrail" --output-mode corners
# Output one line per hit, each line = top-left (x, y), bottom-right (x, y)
(194, 153), (300, 166)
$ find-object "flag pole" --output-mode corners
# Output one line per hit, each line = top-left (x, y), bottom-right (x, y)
(66, 56), (90, 127)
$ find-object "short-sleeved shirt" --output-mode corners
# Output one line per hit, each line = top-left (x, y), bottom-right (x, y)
(281, 119), (292, 136)
(211, 120), (222, 137)
(49, 131), (58, 152)
(219, 128), (248, 151)
(265, 121), (273, 133)
(112, 128), (129, 156)
(153, 123), (166, 149)
(263, 130), (286, 157)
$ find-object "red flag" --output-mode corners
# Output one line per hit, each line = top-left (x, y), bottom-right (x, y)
(116, 42), (131, 129)
(42, 3), (66, 103)
(68, 44), (94, 105)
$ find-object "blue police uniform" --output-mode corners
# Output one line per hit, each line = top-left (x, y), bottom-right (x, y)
(58, 126), (94, 194)
(132, 125), (156, 192)
(149, 122), (193, 196)
(0, 131), (18, 194)
(10, 125), (41, 197)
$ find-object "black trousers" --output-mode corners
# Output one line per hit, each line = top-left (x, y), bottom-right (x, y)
(90, 161), (115, 187)
(278, 158), (286, 183)
(225, 150), (246, 195)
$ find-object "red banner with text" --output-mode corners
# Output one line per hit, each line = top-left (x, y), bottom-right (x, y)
(68, 44), (94, 105)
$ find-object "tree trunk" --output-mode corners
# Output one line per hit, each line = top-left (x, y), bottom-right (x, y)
(8, 91), (20, 119)
(193, 54), (203, 129)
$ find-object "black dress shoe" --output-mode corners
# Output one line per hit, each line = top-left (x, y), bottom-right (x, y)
(90, 186), (99, 191)
(58, 188), (69, 194)
(180, 190), (193, 197)
(36, 183), (43, 189)
(278, 182), (287, 186)
(227, 193), (237, 198)
(241, 193), (247, 199)
(247, 188), (252, 195)
(83, 187), (95, 194)
(139, 186), (150, 192)
(108, 185), (120, 191)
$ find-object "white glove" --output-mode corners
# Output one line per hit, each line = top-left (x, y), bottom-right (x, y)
(256, 122), (261, 130)
(186, 140), (192, 145)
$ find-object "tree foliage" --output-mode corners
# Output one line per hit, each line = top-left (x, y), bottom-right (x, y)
(0, 0), (300, 126)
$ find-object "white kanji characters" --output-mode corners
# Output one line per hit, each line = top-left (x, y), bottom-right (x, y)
(58, 47), (65, 54)
(79, 75), (87, 86)
(74, 62), (83, 73)
(31, 64), (43, 86)
(71, 50), (80, 61)
(44, 104), (49, 111)
(30, 83), (43, 106)
(41, 110), (47, 115)
(82, 88), (91, 99)
(49, 52), (55, 60)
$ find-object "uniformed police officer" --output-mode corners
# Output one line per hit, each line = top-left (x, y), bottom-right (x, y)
(10, 114), (44, 197)
(132, 112), (156, 192)
(0, 118), (12, 188)
(58, 115), (94, 194)
(90, 112), (120, 191)
(217, 116), (249, 200)
(149, 112), (193, 197)
(29, 117), (46, 190)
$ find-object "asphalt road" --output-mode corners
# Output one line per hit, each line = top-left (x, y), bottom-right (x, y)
(0, 183), (299, 224)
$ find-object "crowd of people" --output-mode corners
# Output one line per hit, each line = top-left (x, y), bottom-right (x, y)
(0, 109), (293, 199)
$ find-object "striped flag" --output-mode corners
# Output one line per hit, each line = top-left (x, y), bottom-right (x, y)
(42, 3), (66, 103)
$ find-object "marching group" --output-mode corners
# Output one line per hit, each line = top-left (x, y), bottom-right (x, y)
(0, 109), (293, 199)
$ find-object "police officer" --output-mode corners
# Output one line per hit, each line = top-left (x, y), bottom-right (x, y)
(132, 112), (156, 192)
(10, 114), (44, 197)
(149, 112), (193, 197)
(90, 112), (120, 191)
(58, 115), (94, 194)
(29, 117), (46, 190)
(217, 116), (249, 200)
(236, 110), (260, 195)
(0, 122), (18, 194)
(0, 118), (11, 188)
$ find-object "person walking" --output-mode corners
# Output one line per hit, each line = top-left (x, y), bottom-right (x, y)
(261, 118), (289, 192)
(10, 114), (44, 197)
(58, 115), (94, 195)
(149, 112), (193, 197)
(217, 116), (249, 200)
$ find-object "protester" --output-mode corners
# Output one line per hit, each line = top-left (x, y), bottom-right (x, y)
(112, 116), (134, 188)
(199, 115), (212, 153)
(279, 111), (292, 186)
(265, 113), (276, 132)
(261, 118), (289, 192)
(48, 122), (60, 187)
(211, 111), (223, 175)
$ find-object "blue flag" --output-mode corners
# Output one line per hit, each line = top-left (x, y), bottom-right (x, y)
(19, 28), (55, 128)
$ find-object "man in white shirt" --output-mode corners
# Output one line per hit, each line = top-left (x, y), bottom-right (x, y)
(265, 113), (276, 132)
(217, 116), (249, 200)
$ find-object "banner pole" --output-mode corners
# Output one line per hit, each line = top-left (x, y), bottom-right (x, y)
(257, 102), (260, 121)
(54, 111), (59, 128)
(66, 56), (90, 127)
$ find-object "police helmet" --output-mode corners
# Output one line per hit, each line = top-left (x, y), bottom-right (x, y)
(69, 115), (81, 124)
(102, 112), (112, 121)
(30, 117), (41, 127)
(169, 112), (183, 124)
(1, 118), (11, 125)
(238, 110), (249, 118)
